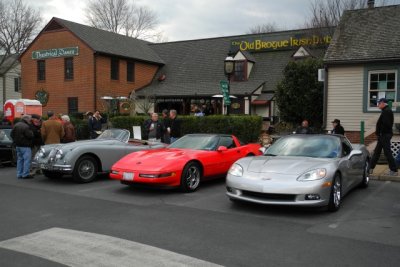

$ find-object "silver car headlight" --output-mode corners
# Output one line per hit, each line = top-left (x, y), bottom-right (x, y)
(55, 149), (64, 159)
(38, 147), (46, 158)
(297, 168), (327, 181)
(228, 163), (243, 177)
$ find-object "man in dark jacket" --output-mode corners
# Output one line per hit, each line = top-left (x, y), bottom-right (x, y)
(370, 98), (397, 176)
(331, 119), (345, 135)
(143, 112), (164, 141)
(168, 109), (182, 143)
(11, 115), (34, 179)
(89, 110), (107, 139)
(30, 114), (43, 175)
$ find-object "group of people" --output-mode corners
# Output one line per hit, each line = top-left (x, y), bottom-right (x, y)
(10, 111), (76, 179)
(143, 109), (181, 144)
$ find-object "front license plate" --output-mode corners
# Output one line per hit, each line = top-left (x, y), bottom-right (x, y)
(123, 172), (134, 181)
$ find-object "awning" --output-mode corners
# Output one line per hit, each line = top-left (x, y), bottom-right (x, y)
(252, 93), (274, 105)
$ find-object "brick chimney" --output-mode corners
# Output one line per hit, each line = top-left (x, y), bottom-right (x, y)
(368, 0), (374, 8)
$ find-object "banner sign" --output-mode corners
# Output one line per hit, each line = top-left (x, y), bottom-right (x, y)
(32, 47), (79, 59)
(220, 80), (231, 106)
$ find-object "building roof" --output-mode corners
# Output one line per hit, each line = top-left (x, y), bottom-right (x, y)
(137, 29), (327, 97)
(324, 5), (400, 64)
(36, 17), (165, 65)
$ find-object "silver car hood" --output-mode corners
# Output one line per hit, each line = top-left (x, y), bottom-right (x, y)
(246, 156), (334, 175)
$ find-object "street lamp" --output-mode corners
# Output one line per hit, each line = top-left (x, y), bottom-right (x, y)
(224, 55), (235, 115)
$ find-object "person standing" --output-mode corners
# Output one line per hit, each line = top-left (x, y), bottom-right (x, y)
(30, 114), (43, 175)
(370, 98), (397, 176)
(41, 111), (65, 144)
(89, 110), (106, 139)
(61, 115), (76, 143)
(11, 115), (34, 179)
(295, 119), (313, 134)
(143, 112), (164, 141)
(331, 119), (345, 135)
(161, 109), (171, 144)
(168, 109), (181, 143)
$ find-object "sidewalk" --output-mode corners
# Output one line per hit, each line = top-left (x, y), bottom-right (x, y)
(370, 164), (400, 182)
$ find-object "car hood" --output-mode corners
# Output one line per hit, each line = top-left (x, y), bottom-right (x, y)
(43, 139), (119, 150)
(244, 156), (334, 175)
(114, 148), (198, 171)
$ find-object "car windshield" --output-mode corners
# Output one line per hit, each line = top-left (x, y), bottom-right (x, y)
(265, 135), (341, 158)
(168, 135), (219, 150)
(97, 129), (130, 143)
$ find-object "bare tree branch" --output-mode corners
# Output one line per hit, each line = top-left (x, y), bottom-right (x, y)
(246, 22), (281, 34)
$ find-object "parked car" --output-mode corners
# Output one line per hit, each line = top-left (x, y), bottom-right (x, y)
(110, 134), (262, 192)
(0, 127), (16, 166)
(226, 134), (370, 211)
(32, 128), (166, 183)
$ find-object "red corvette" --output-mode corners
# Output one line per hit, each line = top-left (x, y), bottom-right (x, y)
(110, 134), (262, 192)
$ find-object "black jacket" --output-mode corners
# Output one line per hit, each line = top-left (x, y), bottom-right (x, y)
(332, 125), (345, 135)
(376, 105), (393, 136)
(143, 119), (164, 140)
(11, 120), (34, 147)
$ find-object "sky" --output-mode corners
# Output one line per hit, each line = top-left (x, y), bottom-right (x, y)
(26, 0), (400, 42)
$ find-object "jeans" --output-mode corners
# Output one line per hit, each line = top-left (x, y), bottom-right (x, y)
(16, 146), (32, 178)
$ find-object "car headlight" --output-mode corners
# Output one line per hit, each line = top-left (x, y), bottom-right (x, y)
(228, 163), (243, 177)
(297, 168), (327, 181)
(55, 149), (64, 159)
(38, 147), (46, 158)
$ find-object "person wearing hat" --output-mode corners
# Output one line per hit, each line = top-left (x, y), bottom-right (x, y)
(10, 115), (34, 179)
(370, 98), (398, 176)
(41, 111), (65, 144)
(331, 119), (345, 135)
(29, 114), (43, 175)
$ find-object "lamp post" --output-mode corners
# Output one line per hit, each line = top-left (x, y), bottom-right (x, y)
(224, 55), (235, 115)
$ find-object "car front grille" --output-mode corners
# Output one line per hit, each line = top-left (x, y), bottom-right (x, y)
(241, 190), (296, 202)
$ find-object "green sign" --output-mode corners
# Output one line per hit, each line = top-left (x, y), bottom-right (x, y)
(220, 80), (231, 106)
(32, 47), (79, 59)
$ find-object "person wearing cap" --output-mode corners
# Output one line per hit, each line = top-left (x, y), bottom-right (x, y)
(41, 111), (65, 144)
(331, 119), (345, 135)
(10, 115), (34, 179)
(29, 114), (43, 175)
(370, 98), (398, 176)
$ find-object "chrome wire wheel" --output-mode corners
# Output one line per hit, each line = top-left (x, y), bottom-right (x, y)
(73, 156), (98, 183)
(180, 162), (201, 192)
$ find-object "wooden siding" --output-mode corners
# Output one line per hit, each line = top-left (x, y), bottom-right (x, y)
(0, 64), (21, 104)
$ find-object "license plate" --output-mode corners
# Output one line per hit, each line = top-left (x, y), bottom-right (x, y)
(123, 172), (134, 181)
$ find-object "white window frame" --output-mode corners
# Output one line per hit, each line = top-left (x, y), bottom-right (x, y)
(367, 69), (397, 111)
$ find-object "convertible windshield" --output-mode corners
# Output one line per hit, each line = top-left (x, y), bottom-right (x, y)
(168, 135), (219, 150)
(265, 135), (341, 158)
(98, 129), (130, 143)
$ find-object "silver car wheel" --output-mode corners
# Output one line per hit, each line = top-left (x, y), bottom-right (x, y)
(180, 162), (201, 192)
(360, 160), (370, 188)
(73, 156), (98, 183)
(328, 174), (341, 212)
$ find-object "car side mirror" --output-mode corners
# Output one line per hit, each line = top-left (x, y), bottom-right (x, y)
(217, 146), (228, 152)
(348, 149), (363, 159)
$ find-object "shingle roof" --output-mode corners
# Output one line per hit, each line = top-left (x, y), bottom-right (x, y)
(324, 5), (400, 64)
(137, 29), (327, 97)
(53, 18), (164, 65)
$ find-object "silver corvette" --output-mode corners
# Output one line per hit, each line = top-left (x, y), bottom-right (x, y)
(32, 128), (166, 183)
(226, 134), (370, 211)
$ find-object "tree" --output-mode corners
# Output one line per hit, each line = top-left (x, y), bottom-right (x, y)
(275, 58), (324, 130)
(247, 22), (281, 34)
(85, 0), (164, 41)
(0, 0), (42, 69)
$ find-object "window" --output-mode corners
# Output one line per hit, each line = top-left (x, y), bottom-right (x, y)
(64, 57), (74, 80)
(233, 61), (247, 81)
(368, 70), (397, 110)
(111, 58), (119, 80)
(127, 61), (135, 82)
(14, 77), (21, 92)
(37, 60), (45, 81)
(68, 97), (78, 114)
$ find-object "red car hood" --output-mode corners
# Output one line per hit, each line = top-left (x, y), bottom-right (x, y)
(112, 148), (199, 172)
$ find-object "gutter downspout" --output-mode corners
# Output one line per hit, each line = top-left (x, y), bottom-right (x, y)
(322, 65), (328, 130)
(93, 53), (97, 111)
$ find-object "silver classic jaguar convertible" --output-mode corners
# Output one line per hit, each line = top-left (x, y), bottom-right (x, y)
(32, 128), (166, 183)
(226, 134), (370, 212)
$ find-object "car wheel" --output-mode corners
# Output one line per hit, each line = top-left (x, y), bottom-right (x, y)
(328, 174), (341, 212)
(73, 156), (98, 183)
(359, 160), (370, 188)
(180, 162), (201, 192)
(42, 170), (62, 179)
